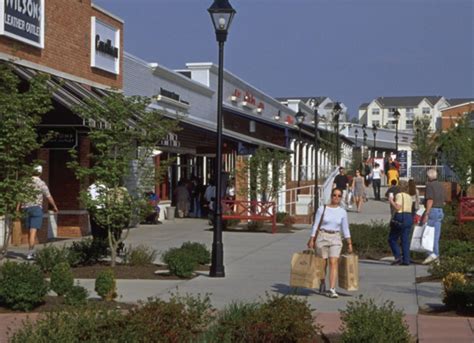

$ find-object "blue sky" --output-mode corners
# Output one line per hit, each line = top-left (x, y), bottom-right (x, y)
(94, 0), (473, 117)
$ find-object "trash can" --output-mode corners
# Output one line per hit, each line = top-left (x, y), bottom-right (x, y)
(166, 206), (176, 220)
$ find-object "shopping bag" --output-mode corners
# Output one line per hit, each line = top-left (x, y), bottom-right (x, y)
(410, 225), (426, 252)
(421, 225), (435, 253)
(290, 250), (325, 289)
(338, 254), (359, 291)
(47, 211), (58, 239)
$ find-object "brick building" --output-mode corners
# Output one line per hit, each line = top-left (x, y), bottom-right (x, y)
(440, 100), (474, 132)
(0, 0), (123, 242)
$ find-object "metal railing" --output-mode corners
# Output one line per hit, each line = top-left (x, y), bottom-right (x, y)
(409, 165), (459, 184)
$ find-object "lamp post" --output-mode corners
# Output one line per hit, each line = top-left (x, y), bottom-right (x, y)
(310, 99), (319, 209)
(354, 128), (359, 148)
(295, 110), (306, 190)
(333, 102), (342, 166)
(362, 124), (367, 159)
(208, 0), (236, 278)
(372, 123), (378, 167)
(393, 109), (401, 155)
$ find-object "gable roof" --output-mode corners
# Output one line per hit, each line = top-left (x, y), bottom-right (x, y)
(447, 98), (474, 106)
(376, 96), (443, 107)
(359, 102), (369, 110)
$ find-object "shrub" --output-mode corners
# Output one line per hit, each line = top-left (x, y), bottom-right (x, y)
(68, 238), (108, 266)
(340, 297), (412, 343)
(428, 256), (472, 279)
(50, 262), (74, 296)
(10, 307), (134, 342)
(223, 218), (240, 228)
(282, 215), (296, 228)
(442, 272), (467, 297)
(0, 261), (48, 311)
(349, 221), (391, 258)
(443, 282), (474, 315)
(64, 285), (89, 307)
(181, 242), (211, 265)
(162, 248), (197, 278)
(127, 294), (214, 341)
(440, 239), (474, 258)
(94, 269), (117, 301)
(276, 212), (288, 223)
(35, 245), (73, 272)
(203, 295), (320, 343)
(248, 220), (265, 231)
(123, 244), (158, 266)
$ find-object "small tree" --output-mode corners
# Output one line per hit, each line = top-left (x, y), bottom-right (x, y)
(411, 116), (438, 165)
(68, 92), (177, 266)
(0, 63), (52, 258)
(439, 116), (474, 193)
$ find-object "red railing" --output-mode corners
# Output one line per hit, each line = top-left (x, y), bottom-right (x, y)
(221, 200), (277, 234)
(459, 197), (474, 224)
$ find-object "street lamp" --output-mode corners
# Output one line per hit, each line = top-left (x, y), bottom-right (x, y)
(295, 110), (306, 190)
(208, 0), (236, 278)
(354, 128), (359, 148)
(362, 124), (367, 159)
(310, 99), (319, 209)
(333, 102), (342, 166)
(393, 109), (401, 155)
(372, 123), (378, 167)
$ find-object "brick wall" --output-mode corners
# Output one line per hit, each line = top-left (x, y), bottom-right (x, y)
(0, 0), (123, 88)
(441, 103), (474, 131)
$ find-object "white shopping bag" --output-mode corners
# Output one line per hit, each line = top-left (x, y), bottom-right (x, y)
(410, 225), (426, 252)
(47, 211), (58, 239)
(421, 225), (435, 253)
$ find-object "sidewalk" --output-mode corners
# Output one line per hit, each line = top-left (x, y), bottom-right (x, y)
(4, 197), (473, 342)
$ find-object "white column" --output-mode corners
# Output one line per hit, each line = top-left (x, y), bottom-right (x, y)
(203, 156), (207, 184)
(290, 139), (296, 181)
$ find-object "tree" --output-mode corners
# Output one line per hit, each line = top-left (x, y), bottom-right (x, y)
(411, 116), (438, 165)
(438, 116), (474, 193)
(0, 63), (52, 258)
(68, 92), (177, 267)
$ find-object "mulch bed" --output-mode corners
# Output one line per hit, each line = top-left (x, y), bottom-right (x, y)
(0, 296), (136, 314)
(46, 262), (210, 280)
(419, 305), (474, 318)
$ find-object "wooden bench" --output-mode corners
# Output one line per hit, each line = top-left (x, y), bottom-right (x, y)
(221, 200), (277, 234)
(458, 197), (474, 224)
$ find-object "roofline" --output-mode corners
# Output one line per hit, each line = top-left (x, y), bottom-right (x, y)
(91, 3), (124, 23)
(441, 101), (474, 112)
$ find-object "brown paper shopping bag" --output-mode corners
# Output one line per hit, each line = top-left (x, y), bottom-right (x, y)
(338, 254), (359, 291)
(290, 250), (325, 289)
(12, 219), (23, 246)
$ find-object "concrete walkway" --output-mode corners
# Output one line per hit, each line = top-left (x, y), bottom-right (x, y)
(4, 197), (473, 342)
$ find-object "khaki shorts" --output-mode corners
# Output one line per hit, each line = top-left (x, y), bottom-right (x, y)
(316, 231), (343, 258)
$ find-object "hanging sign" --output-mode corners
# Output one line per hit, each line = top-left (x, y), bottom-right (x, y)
(38, 127), (78, 150)
(0, 0), (45, 48)
(91, 17), (120, 74)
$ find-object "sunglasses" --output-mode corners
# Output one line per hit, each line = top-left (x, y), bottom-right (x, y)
(332, 194), (343, 198)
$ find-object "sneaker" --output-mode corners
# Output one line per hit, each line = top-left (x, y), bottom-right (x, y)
(327, 288), (338, 298)
(422, 254), (438, 265)
(26, 253), (35, 261)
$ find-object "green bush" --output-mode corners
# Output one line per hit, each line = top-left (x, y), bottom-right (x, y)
(64, 285), (89, 307)
(94, 269), (117, 301)
(50, 262), (74, 296)
(127, 294), (214, 341)
(276, 212), (288, 223)
(35, 245), (74, 272)
(162, 248), (197, 278)
(68, 238), (108, 266)
(203, 295), (320, 343)
(123, 244), (158, 266)
(428, 256), (472, 279)
(349, 221), (391, 258)
(443, 282), (474, 315)
(0, 261), (48, 311)
(440, 239), (474, 258)
(10, 307), (134, 343)
(340, 297), (412, 343)
(181, 241), (211, 265)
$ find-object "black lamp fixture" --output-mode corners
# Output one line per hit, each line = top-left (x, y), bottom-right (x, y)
(310, 99), (319, 209)
(372, 123), (378, 166)
(208, 0), (236, 278)
(295, 110), (306, 190)
(333, 102), (342, 165)
(393, 108), (401, 154)
(274, 110), (281, 121)
(354, 128), (359, 148)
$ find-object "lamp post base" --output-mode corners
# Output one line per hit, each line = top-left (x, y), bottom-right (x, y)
(210, 242), (225, 277)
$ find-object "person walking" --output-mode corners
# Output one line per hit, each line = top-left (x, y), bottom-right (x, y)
(388, 180), (413, 266)
(307, 188), (353, 298)
(385, 179), (400, 217)
(20, 165), (59, 260)
(387, 166), (399, 186)
(371, 163), (383, 200)
(175, 180), (190, 218)
(333, 167), (349, 208)
(351, 170), (366, 213)
(422, 169), (445, 265)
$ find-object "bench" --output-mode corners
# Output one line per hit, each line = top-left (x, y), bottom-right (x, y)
(458, 197), (474, 224)
(221, 200), (277, 234)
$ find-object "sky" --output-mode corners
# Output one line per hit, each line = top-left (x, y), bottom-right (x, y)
(94, 0), (473, 118)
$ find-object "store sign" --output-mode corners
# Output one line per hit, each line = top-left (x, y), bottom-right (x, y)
(398, 150), (408, 177)
(39, 127), (78, 150)
(159, 133), (180, 147)
(0, 0), (45, 48)
(231, 89), (265, 110)
(91, 17), (120, 74)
